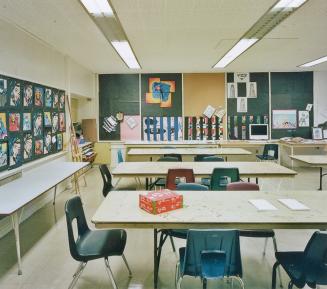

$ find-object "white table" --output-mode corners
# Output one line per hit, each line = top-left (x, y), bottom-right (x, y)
(92, 189), (326, 288)
(0, 161), (89, 274)
(290, 155), (327, 190)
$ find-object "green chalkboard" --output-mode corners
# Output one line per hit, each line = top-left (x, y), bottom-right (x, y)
(98, 74), (139, 140)
(271, 72), (313, 139)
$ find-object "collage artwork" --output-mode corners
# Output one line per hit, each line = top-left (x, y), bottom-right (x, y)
(0, 75), (65, 171)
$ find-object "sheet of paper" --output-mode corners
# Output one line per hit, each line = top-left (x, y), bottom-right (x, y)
(249, 199), (278, 211)
(278, 199), (310, 211)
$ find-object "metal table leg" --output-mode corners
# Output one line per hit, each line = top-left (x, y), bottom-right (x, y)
(52, 185), (57, 205)
(11, 211), (22, 275)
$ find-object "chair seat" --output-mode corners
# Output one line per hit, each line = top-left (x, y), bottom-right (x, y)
(168, 229), (188, 239)
(201, 178), (211, 187)
(77, 229), (126, 261)
(276, 251), (305, 285)
(256, 155), (276, 161)
(239, 229), (275, 238)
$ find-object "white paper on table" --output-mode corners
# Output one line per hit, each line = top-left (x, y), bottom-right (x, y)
(249, 199), (278, 211)
(278, 199), (310, 211)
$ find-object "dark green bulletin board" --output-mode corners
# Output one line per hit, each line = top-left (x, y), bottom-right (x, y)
(271, 72), (313, 139)
(227, 72), (269, 139)
(98, 74), (139, 140)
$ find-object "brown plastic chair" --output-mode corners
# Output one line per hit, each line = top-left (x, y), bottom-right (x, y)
(226, 182), (259, 191)
(165, 168), (195, 190)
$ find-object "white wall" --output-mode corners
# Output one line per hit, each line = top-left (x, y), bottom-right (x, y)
(314, 71), (327, 126)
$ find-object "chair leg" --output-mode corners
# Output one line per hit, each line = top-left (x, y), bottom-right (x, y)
(288, 281), (293, 289)
(177, 277), (182, 289)
(175, 262), (180, 289)
(272, 237), (283, 288)
(231, 276), (244, 289)
(263, 237), (268, 256)
(104, 258), (118, 289)
(202, 278), (207, 289)
(68, 262), (86, 289)
(169, 235), (176, 253)
(272, 262), (280, 289)
(122, 254), (132, 277)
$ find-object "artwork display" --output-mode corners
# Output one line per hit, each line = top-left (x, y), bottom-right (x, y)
(52, 112), (59, 133)
(298, 111), (310, 127)
(272, 110), (297, 129)
(44, 111), (51, 127)
(0, 142), (7, 169)
(35, 139), (43, 155)
(45, 88), (52, 108)
(185, 116), (223, 141)
(57, 133), (63, 151)
(120, 115), (141, 141)
(23, 133), (33, 161)
(59, 91), (65, 110)
(0, 77), (7, 107)
(234, 72), (249, 82)
(33, 112), (43, 137)
(145, 77), (175, 108)
(9, 113), (20, 132)
(237, 98), (247, 113)
(34, 86), (44, 107)
(59, 112), (65, 131)
(9, 80), (21, 107)
(102, 115), (118, 133)
(23, 112), (32, 131)
(227, 83), (237, 98)
(44, 130), (52, 154)
(143, 116), (182, 141)
(53, 91), (59, 108)
(203, 105), (216, 118)
(247, 82), (257, 98)
(23, 84), (33, 107)
(9, 136), (22, 168)
(312, 127), (323, 140)
(0, 113), (7, 139)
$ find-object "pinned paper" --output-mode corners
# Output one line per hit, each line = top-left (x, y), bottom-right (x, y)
(203, 105), (216, 118)
(306, 104), (313, 111)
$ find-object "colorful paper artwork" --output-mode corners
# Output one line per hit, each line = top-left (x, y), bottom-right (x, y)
(53, 91), (59, 108)
(44, 130), (52, 154)
(0, 78), (7, 107)
(272, 110), (297, 129)
(44, 111), (51, 127)
(23, 133), (33, 161)
(23, 84), (33, 107)
(35, 139), (43, 156)
(59, 112), (65, 132)
(52, 112), (58, 133)
(33, 112), (43, 137)
(9, 80), (21, 107)
(34, 86), (44, 107)
(45, 88), (53, 108)
(0, 142), (7, 168)
(145, 77), (175, 108)
(59, 91), (65, 110)
(57, 133), (63, 151)
(298, 110), (309, 127)
(184, 116), (223, 141)
(52, 134), (57, 152)
(9, 113), (20, 132)
(9, 136), (22, 167)
(0, 113), (7, 139)
(23, 112), (31, 131)
(143, 116), (182, 141)
(120, 115), (141, 141)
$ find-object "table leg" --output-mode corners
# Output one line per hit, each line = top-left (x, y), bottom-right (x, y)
(319, 167), (323, 191)
(146, 178), (149, 190)
(74, 173), (80, 196)
(11, 212), (22, 275)
(52, 185), (57, 205)
(154, 228), (158, 289)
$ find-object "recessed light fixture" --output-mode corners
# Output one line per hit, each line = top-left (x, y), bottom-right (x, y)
(273, 0), (307, 9)
(299, 56), (327, 67)
(80, 0), (113, 16)
(214, 39), (258, 68)
(111, 41), (141, 69)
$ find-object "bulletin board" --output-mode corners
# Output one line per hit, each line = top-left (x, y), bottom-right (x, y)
(0, 74), (65, 172)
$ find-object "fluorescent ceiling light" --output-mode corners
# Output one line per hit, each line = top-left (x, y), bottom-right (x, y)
(214, 38), (258, 68)
(80, 0), (113, 16)
(273, 0), (307, 9)
(111, 41), (141, 69)
(299, 56), (327, 67)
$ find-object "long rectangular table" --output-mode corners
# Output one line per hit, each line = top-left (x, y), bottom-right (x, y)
(92, 190), (327, 288)
(0, 161), (89, 274)
(290, 155), (327, 190)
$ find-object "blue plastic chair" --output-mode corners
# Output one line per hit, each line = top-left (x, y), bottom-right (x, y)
(176, 229), (244, 289)
(65, 196), (132, 289)
(210, 168), (240, 190)
(194, 155), (224, 187)
(272, 231), (327, 289)
(117, 149), (124, 163)
(176, 183), (209, 191)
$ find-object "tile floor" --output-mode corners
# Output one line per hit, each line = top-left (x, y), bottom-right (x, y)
(0, 166), (326, 289)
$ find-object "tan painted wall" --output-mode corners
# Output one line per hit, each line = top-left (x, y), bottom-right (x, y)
(183, 73), (226, 137)
(94, 142), (111, 164)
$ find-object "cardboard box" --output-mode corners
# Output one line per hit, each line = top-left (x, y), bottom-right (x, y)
(139, 190), (183, 214)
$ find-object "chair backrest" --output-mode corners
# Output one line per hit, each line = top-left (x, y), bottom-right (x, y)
(117, 149), (124, 163)
(65, 196), (90, 261)
(210, 168), (240, 191)
(226, 182), (259, 191)
(176, 182), (209, 191)
(163, 153), (182, 161)
(303, 231), (327, 285)
(263, 144), (278, 159)
(158, 156), (180, 162)
(194, 154), (214, 162)
(99, 164), (113, 197)
(166, 168), (195, 190)
(181, 229), (242, 278)
(202, 156), (225, 162)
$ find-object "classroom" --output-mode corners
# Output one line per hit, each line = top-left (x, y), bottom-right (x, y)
(0, 1), (327, 289)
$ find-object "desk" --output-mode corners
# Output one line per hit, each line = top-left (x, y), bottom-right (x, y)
(127, 147), (251, 161)
(0, 161), (89, 274)
(92, 189), (327, 288)
(290, 155), (327, 190)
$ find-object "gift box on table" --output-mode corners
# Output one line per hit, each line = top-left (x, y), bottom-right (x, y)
(139, 190), (183, 214)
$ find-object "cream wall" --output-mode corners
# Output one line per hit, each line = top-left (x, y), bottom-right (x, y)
(314, 71), (327, 126)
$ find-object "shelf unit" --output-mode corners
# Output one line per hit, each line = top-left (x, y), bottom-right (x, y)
(78, 142), (97, 164)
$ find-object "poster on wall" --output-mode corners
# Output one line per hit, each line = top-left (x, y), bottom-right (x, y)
(272, 110), (297, 129)
(0, 113), (7, 139)
(247, 82), (257, 98)
(0, 142), (8, 170)
(120, 115), (141, 141)
(23, 84), (33, 107)
(234, 72), (249, 83)
(23, 133), (33, 161)
(298, 111), (309, 127)
(143, 116), (182, 141)
(9, 113), (20, 132)
(23, 112), (32, 131)
(9, 136), (22, 168)
(237, 98), (247, 113)
(9, 80), (21, 107)
(0, 77), (7, 107)
(145, 77), (175, 108)
(227, 83), (237, 98)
